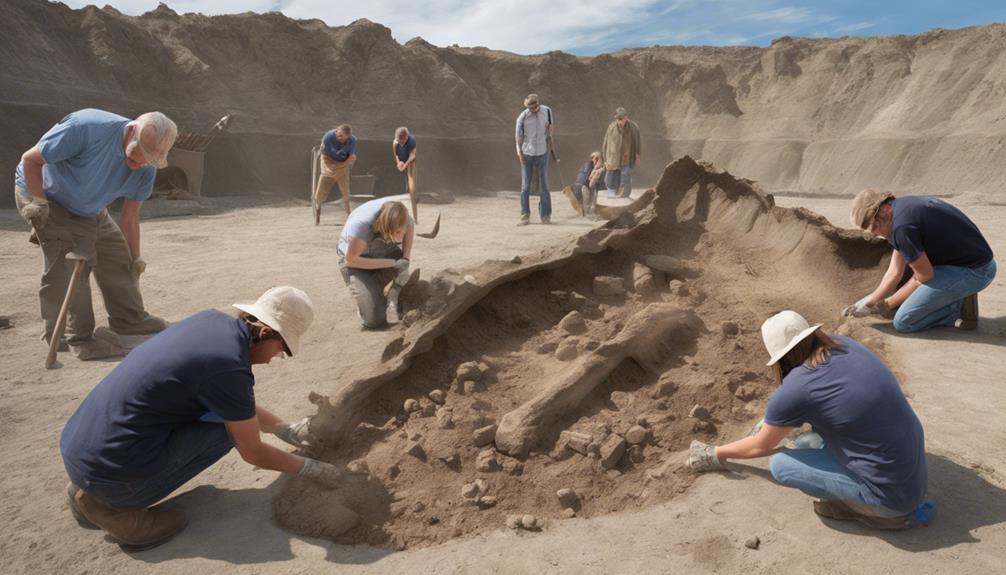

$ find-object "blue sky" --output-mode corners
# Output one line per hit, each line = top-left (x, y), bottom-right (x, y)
(62, 0), (1006, 55)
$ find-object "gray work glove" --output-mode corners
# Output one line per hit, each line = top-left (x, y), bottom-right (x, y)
(272, 417), (318, 450)
(392, 258), (411, 286)
(843, 296), (872, 318)
(868, 299), (894, 319)
(686, 440), (725, 473)
(298, 458), (367, 488)
(129, 257), (147, 281)
(21, 197), (50, 229)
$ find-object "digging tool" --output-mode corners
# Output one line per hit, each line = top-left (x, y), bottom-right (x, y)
(310, 145), (321, 224)
(46, 252), (87, 369)
(417, 212), (441, 239)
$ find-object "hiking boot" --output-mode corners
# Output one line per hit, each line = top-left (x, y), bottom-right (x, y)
(541, 216), (551, 224)
(69, 483), (188, 551)
(69, 338), (129, 361)
(813, 500), (915, 531)
(42, 333), (70, 352)
(958, 293), (979, 330)
(110, 314), (170, 336)
(517, 214), (530, 227)
(94, 326), (160, 350)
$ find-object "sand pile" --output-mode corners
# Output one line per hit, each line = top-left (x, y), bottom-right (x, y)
(270, 158), (894, 548)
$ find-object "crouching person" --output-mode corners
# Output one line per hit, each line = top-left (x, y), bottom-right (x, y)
(338, 198), (414, 328)
(687, 310), (933, 530)
(60, 287), (349, 551)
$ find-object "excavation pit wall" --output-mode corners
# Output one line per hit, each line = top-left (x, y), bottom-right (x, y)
(274, 157), (895, 549)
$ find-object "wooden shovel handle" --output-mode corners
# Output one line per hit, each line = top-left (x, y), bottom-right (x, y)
(45, 259), (85, 369)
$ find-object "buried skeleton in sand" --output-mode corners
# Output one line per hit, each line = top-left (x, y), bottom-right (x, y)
(687, 310), (934, 530)
(59, 287), (363, 551)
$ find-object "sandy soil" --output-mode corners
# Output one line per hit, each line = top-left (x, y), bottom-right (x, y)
(1, 188), (1004, 574)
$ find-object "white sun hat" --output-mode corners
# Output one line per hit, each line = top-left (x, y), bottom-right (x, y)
(761, 310), (822, 366)
(233, 286), (314, 356)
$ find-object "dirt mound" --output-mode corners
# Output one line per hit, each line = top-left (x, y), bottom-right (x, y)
(271, 158), (893, 548)
(5, 1), (1006, 204)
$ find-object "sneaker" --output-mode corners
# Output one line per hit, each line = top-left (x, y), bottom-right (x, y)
(68, 483), (188, 551)
(517, 214), (530, 227)
(812, 500), (916, 531)
(958, 293), (978, 330)
(541, 216), (551, 224)
(94, 327), (157, 350)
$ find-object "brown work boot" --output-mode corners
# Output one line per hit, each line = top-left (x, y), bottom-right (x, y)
(313, 203), (321, 226)
(958, 293), (979, 330)
(813, 500), (915, 531)
(68, 483), (188, 551)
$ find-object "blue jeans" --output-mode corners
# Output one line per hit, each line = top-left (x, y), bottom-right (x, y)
(893, 259), (997, 333)
(520, 153), (551, 219)
(604, 166), (633, 198)
(770, 443), (905, 518)
(73, 422), (234, 510)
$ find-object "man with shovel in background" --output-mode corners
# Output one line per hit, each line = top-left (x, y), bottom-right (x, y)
(15, 109), (177, 361)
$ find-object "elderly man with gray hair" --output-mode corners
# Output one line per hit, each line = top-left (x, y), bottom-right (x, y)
(15, 108), (178, 360)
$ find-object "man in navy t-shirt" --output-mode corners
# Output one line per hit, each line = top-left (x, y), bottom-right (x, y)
(392, 126), (419, 222)
(844, 189), (996, 332)
(60, 287), (352, 550)
(313, 123), (358, 224)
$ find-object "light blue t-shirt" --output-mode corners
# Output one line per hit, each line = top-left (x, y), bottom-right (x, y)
(15, 109), (156, 217)
(337, 197), (394, 256)
(765, 335), (927, 514)
(515, 105), (553, 156)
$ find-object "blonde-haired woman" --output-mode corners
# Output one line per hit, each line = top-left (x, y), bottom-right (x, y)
(687, 310), (933, 530)
(337, 198), (414, 327)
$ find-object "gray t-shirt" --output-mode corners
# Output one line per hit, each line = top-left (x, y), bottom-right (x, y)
(338, 197), (407, 256)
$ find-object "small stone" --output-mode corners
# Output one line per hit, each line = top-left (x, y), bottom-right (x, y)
(402, 309), (421, 326)
(609, 391), (632, 410)
(476, 449), (500, 473)
(474, 478), (488, 494)
(501, 458), (524, 476)
(404, 398), (420, 413)
(721, 321), (740, 336)
(693, 420), (717, 434)
(477, 496), (498, 509)
(668, 279), (688, 296)
(456, 361), (482, 382)
(636, 415), (650, 427)
(463, 380), (480, 394)
(555, 340), (578, 361)
(426, 515), (440, 525)
(511, 256), (522, 264)
(689, 404), (711, 421)
(521, 514), (540, 530)
(406, 441), (426, 459)
(745, 536), (760, 550)
(556, 488), (579, 508)
(558, 311), (587, 334)
(562, 508), (577, 519)
(560, 430), (593, 455)
(437, 452), (461, 470)
(412, 501), (426, 513)
(593, 276), (626, 296)
(599, 435), (627, 469)
(633, 263), (656, 294)
(505, 515), (522, 529)
(436, 408), (455, 429)
(421, 402), (437, 417)
(628, 444), (645, 463)
(625, 425), (649, 445)
(387, 464), (401, 480)
(461, 482), (480, 499)
(733, 385), (758, 401)
(537, 341), (558, 354)
(473, 424), (498, 447)
(651, 375), (677, 398)
(428, 389), (446, 404)
(477, 361), (493, 377)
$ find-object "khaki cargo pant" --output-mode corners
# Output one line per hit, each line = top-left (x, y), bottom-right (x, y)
(314, 155), (351, 214)
(15, 186), (164, 344)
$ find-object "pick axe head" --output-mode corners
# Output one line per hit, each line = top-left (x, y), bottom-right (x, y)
(417, 212), (441, 239)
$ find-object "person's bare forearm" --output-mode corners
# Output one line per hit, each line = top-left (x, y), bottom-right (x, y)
(120, 215), (141, 259)
(345, 256), (396, 270)
(714, 436), (775, 460)
(21, 147), (47, 200)
(243, 441), (305, 473)
(402, 224), (414, 260)
(887, 276), (922, 307)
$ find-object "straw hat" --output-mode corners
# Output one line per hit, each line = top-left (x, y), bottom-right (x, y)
(233, 286), (314, 356)
(760, 310), (822, 366)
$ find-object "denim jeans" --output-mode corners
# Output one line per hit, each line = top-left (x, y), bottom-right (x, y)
(74, 422), (234, 510)
(520, 153), (551, 219)
(770, 440), (905, 518)
(338, 238), (403, 328)
(893, 259), (997, 333)
(604, 165), (633, 198)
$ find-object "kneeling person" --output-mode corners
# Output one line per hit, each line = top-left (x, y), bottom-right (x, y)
(60, 287), (347, 550)
(338, 199), (414, 328)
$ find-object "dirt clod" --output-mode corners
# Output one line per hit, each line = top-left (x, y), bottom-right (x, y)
(599, 435), (627, 469)
(473, 424), (498, 447)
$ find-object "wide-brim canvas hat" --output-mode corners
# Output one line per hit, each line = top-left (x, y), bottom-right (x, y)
(761, 310), (822, 366)
(850, 188), (895, 230)
(233, 286), (314, 356)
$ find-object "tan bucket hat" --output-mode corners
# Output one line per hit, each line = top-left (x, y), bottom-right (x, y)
(761, 310), (822, 366)
(850, 188), (894, 230)
(233, 286), (314, 356)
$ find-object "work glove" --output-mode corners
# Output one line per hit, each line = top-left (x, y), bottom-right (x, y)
(392, 258), (411, 286)
(272, 417), (318, 450)
(129, 257), (147, 280)
(21, 197), (49, 229)
(686, 440), (725, 473)
(868, 299), (894, 319)
(298, 458), (367, 488)
(842, 296), (873, 318)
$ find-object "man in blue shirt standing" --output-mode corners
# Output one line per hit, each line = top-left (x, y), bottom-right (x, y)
(313, 123), (357, 225)
(515, 94), (554, 226)
(15, 109), (178, 360)
(844, 189), (996, 332)
(61, 286), (354, 550)
(393, 126), (419, 223)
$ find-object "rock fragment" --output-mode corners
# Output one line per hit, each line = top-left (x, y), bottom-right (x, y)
(721, 321), (740, 336)
(505, 515), (522, 529)
(668, 279), (688, 296)
(537, 341), (558, 354)
(461, 482), (480, 499)
(625, 425), (650, 445)
(689, 404), (711, 421)
(477, 496), (498, 509)
(428, 389), (446, 404)
(405, 441), (426, 460)
(633, 262), (656, 294)
(593, 276), (626, 296)
(403, 398), (420, 413)
(560, 430), (593, 455)
(436, 407), (455, 429)
(562, 508), (577, 519)
(599, 435), (627, 469)
(501, 457), (524, 476)
(456, 361), (482, 382)
(476, 449), (501, 473)
(556, 488), (579, 509)
(745, 536), (760, 550)
(463, 380), (481, 394)
(520, 514), (542, 531)
(554, 339), (578, 361)
(558, 311), (587, 334)
(421, 402), (437, 417)
(473, 423), (498, 447)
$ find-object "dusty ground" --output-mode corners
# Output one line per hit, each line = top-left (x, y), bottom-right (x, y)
(1, 188), (1004, 574)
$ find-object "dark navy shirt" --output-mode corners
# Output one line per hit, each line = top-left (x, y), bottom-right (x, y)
(575, 159), (594, 187)
(60, 310), (256, 483)
(765, 336), (927, 513)
(394, 134), (416, 162)
(889, 196), (993, 268)
(322, 130), (357, 162)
